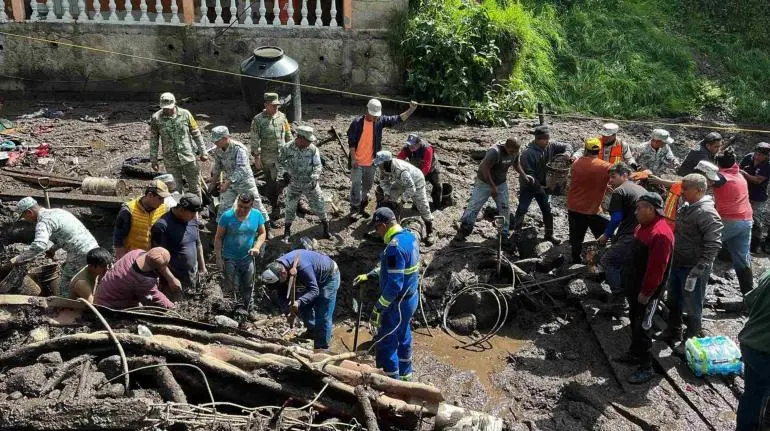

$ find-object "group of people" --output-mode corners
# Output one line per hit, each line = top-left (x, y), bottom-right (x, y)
(4, 93), (770, 427)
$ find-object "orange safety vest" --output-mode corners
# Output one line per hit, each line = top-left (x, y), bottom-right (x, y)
(663, 182), (682, 229)
(124, 198), (167, 252)
(598, 137), (625, 164)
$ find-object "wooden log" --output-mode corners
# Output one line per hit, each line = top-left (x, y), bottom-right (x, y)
(1, 169), (83, 187)
(354, 386), (380, 431)
(0, 190), (124, 209)
(100, 355), (187, 404)
(39, 354), (92, 396)
(0, 399), (152, 430)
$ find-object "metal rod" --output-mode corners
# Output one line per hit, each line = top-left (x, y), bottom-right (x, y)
(352, 284), (364, 351)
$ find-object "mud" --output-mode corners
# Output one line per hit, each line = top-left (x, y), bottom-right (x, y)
(0, 97), (765, 429)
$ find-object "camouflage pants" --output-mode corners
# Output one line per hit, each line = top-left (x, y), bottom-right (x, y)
(166, 161), (201, 195)
(260, 158), (285, 210)
(389, 184), (434, 222)
(218, 183), (270, 223)
(60, 254), (88, 298)
(285, 182), (327, 224)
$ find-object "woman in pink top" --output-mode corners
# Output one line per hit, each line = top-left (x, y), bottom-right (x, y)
(696, 150), (754, 295)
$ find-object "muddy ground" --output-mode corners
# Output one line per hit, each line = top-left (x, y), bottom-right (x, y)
(1, 98), (768, 430)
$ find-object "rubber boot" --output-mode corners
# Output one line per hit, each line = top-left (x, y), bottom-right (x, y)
(424, 221), (435, 246)
(737, 266), (754, 295)
(543, 212), (561, 245)
(683, 316), (703, 341)
(321, 221), (332, 240)
(359, 198), (371, 218)
(282, 223), (292, 244)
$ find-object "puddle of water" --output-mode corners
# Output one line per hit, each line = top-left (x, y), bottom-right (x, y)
(331, 324), (525, 400)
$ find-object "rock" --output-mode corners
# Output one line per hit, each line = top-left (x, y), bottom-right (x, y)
(48, 389), (61, 399)
(9, 391), (23, 400)
(566, 279), (588, 299)
(516, 227), (539, 259)
(36, 352), (63, 364)
(95, 383), (125, 399)
(37, 158), (54, 166)
(5, 363), (47, 396)
(448, 313), (478, 336)
(709, 273), (729, 285)
(29, 327), (50, 342)
(538, 245), (565, 273)
(534, 241), (553, 257)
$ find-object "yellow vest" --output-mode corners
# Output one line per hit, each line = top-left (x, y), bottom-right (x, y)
(124, 198), (167, 251)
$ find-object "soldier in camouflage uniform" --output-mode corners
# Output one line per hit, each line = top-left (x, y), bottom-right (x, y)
(250, 93), (292, 222)
(279, 126), (331, 241)
(208, 126), (270, 224)
(150, 93), (208, 196)
(9, 197), (99, 297)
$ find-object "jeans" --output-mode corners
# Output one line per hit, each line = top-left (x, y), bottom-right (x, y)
(736, 344), (770, 431)
(223, 257), (256, 308)
(601, 234), (636, 293)
(350, 165), (377, 209)
(751, 200), (766, 244)
(666, 264), (711, 333)
(515, 188), (552, 219)
(722, 219), (753, 271)
(299, 270), (340, 349)
(461, 179), (510, 234)
(567, 211), (608, 262)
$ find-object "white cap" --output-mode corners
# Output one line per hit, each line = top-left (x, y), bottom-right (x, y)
(367, 99), (382, 117)
(159, 92), (176, 109)
(600, 123), (619, 136)
(694, 160), (720, 181)
(652, 128), (674, 144)
(373, 150), (393, 166)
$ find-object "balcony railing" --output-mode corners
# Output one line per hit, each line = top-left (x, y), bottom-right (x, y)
(1, 0), (346, 26)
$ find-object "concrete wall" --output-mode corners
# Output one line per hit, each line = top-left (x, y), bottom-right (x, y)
(0, 23), (404, 97)
(352, 0), (408, 30)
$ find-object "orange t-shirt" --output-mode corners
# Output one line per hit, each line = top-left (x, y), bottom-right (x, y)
(354, 119), (375, 166)
(567, 157), (612, 215)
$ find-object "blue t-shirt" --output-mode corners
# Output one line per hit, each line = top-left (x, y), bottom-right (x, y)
(218, 208), (265, 260)
(150, 211), (200, 283)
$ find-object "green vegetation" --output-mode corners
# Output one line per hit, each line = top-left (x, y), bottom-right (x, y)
(390, 0), (770, 125)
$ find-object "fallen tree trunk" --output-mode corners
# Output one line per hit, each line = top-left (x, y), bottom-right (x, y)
(0, 399), (153, 430)
(355, 385), (380, 431)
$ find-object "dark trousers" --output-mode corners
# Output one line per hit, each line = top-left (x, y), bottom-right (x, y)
(737, 344), (770, 431)
(626, 287), (660, 369)
(426, 170), (442, 207)
(568, 211), (608, 262)
(515, 189), (552, 218)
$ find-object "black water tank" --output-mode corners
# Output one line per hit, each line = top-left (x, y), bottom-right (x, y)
(240, 46), (301, 122)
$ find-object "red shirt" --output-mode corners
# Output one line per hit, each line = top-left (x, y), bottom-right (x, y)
(567, 156), (611, 215)
(714, 164), (753, 221)
(634, 216), (675, 297)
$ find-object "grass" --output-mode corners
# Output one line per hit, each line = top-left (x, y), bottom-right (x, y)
(392, 0), (770, 124)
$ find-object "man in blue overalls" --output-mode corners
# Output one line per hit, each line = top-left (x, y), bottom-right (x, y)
(354, 207), (420, 381)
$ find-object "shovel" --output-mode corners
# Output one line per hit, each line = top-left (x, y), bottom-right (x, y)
(38, 177), (51, 208)
(352, 282), (365, 352)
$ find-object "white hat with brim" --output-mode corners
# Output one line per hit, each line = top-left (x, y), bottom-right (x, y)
(652, 128), (674, 145)
(373, 150), (393, 166)
(367, 99), (382, 117)
(694, 160), (720, 181)
(600, 123), (619, 136)
(159, 92), (176, 109)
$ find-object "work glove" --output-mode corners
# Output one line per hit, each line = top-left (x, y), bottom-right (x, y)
(369, 308), (381, 333)
(353, 274), (368, 286)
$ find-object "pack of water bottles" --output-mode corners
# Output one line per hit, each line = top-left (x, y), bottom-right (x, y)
(685, 336), (743, 377)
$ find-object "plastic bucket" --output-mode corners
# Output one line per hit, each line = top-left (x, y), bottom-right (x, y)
(28, 263), (61, 296)
(545, 154), (571, 196)
(81, 177), (128, 197)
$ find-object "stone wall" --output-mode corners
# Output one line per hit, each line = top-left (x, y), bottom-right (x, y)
(0, 23), (403, 98)
(351, 0), (408, 29)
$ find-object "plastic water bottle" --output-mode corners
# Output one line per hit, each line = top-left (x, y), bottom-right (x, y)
(684, 272), (698, 292)
(642, 298), (659, 330)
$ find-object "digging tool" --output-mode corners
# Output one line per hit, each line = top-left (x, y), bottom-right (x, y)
(494, 216), (505, 276)
(352, 282), (365, 352)
(38, 177), (51, 208)
(329, 126), (350, 170)
(31, 138), (107, 151)
(285, 255), (300, 329)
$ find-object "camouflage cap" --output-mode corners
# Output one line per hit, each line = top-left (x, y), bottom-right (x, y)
(264, 93), (281, 105)
(210, 125), (230, 143)
(159, 92), (176, 109)
(295, 125), (317, 142)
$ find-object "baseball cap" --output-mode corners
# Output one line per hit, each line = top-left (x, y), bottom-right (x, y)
(147, 179), (171, 198)
(369, 206), (396, 226)
(373, 150), (393, 166)
(295, 125), (317, 142)
(637, 192), (665, 216)
(261, 261), (284, 284)
(154, 174), (175, 184)
(210, 125), (230, 144)
(534, 125), (550, 138)
(755, 142), (770, 154)
(16, 197), (37, 219)
(405, 133), (421, 147)
(600, 123), (619, 136)
(137, 247), (171, 270)
(703, 132), (723, 144)
(694, 160), (720, 181)
(159, 92), (176, 109)
(264, 92), (281, 105)
(584, 137), (601, 152)
(652, 129), (674, 144)
(177, 193), (203, 212)
(367, 99), (382, 117)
